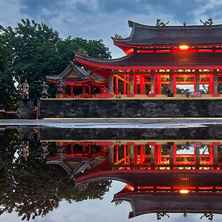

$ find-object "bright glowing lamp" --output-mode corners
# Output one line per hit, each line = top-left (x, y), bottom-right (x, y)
(179, 44), (190, 50)
(126, 184), (135, 191)
(179, 189), (190, 194)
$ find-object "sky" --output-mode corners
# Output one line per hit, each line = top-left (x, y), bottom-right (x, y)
(1, 0), (222, 58)
(0, 181), (221, 222)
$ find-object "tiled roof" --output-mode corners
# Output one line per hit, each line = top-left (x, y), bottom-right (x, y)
(76, 52), (222, 69)
(113, 20), (222, 46)
(46, 62), (90, 81)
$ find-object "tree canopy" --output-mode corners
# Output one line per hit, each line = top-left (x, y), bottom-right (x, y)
(0, 31), (16, 109)
(0, 128), (112, 221)
(0, 19), (111, 106)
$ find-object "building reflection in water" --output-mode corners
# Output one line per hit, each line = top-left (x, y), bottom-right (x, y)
(1, 127), (222, 220)
(45, 138), (222, 221)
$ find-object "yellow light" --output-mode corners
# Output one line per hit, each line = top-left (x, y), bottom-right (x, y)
(179, 189), (190, 194)
(179, 44), (190, 50)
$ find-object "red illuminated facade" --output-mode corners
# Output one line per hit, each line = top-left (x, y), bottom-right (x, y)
(43, 139), (222, 219)
(47, 62), (108, 98)
(45, 139), (222, 219)
(114, 184), (222, 219)
(48, 21), (222, 98)
(45, 139), (222, 184)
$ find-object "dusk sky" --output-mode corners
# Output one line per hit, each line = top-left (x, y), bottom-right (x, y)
(1, 0), (222, 57)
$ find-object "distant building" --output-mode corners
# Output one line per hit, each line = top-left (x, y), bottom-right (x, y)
(47, 62), (108, 98)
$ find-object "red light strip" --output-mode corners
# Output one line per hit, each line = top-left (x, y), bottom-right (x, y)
(137, 48), (222, 54)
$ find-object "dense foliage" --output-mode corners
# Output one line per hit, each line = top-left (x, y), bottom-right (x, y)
(0, 19), (111, 107)
(0, 129), (111, 220)
(0, 32), (16, 109)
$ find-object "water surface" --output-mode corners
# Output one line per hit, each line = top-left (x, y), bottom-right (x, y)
(0, 125), (222, 221)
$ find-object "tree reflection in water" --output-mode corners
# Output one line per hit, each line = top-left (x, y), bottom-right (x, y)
(0, 129), (111, 221)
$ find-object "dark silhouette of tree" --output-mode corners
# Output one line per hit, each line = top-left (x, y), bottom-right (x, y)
(0, 19), (111, 106)
(0, 129), (111, 221)
(0, 32), (17, 110)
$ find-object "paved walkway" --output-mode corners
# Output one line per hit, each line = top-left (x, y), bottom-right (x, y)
(1, 118), (222, 128)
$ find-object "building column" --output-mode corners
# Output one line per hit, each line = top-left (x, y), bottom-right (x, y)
(88, 85), (91, 96)
(127, 74), (130, 96)
(155, 73), (161, 95)
(123, 144), (127, 164)
(115, 144), (119, 163)
(140, 144), (145, 164)
(115, 76), (119, 96)
(169, 144), (174, 169)
(173, 143), (177, 167)
(140, 74), (145, 95)
(209, 72), (214, 96)
(150, 72), (155, 95)
(129, 74), (135, 96)
(129, 143), (135, 165)
(213, 143), (218, 167)
(195, 144), (200, 168)
(170, 71), (176, 96)
(134, 144), (138, 165)
(209, 143), (214, 165)
(214, 70), (218, 96)
(195, 72), (200, 95)
(123, 74), (127, 96)
(108, 75), (114, 95)
(173, 73), (176, 95)
(150, 144), (155, 168)
(134, 74), (138, 95)
(108, 145), (114, 165)
(154, 144), (161, 166)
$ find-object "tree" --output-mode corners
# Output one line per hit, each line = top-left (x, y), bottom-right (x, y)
(0, 31), (16, 109)
(1, 19), (111, 103)
(56, 37), (111, 69)
(1, 19), (61, 102)
(0, 128), (112, 220)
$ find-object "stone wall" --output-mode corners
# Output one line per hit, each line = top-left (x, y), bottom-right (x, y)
(40, 125), (222, 140)
(40, 99), (222, 118)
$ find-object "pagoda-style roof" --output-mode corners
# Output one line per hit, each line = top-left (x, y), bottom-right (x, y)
(75, 169), (222, 186)
(47, 62), (90, 82)
(113, 20), (222, 48)
(113, 190), (222, 218)
(47, 62), (106, 84)
(75, 52), (222, 70)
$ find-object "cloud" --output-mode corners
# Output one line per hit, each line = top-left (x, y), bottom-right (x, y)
(192, 0), (222, 22)
(18, 0), (208, 24)
(66, 0), (212, 23)
(2, 0), (222, 57)
(19, 0), (68, 20)
(0, 0), (22, 27)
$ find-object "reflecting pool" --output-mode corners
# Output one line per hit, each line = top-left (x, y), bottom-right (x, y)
(1, 125), (222, 221)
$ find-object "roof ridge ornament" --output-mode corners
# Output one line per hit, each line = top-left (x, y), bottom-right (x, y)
(156, 19), (169, 28)
(114, 34), (123, 40)
(200, 18), (213, 26)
